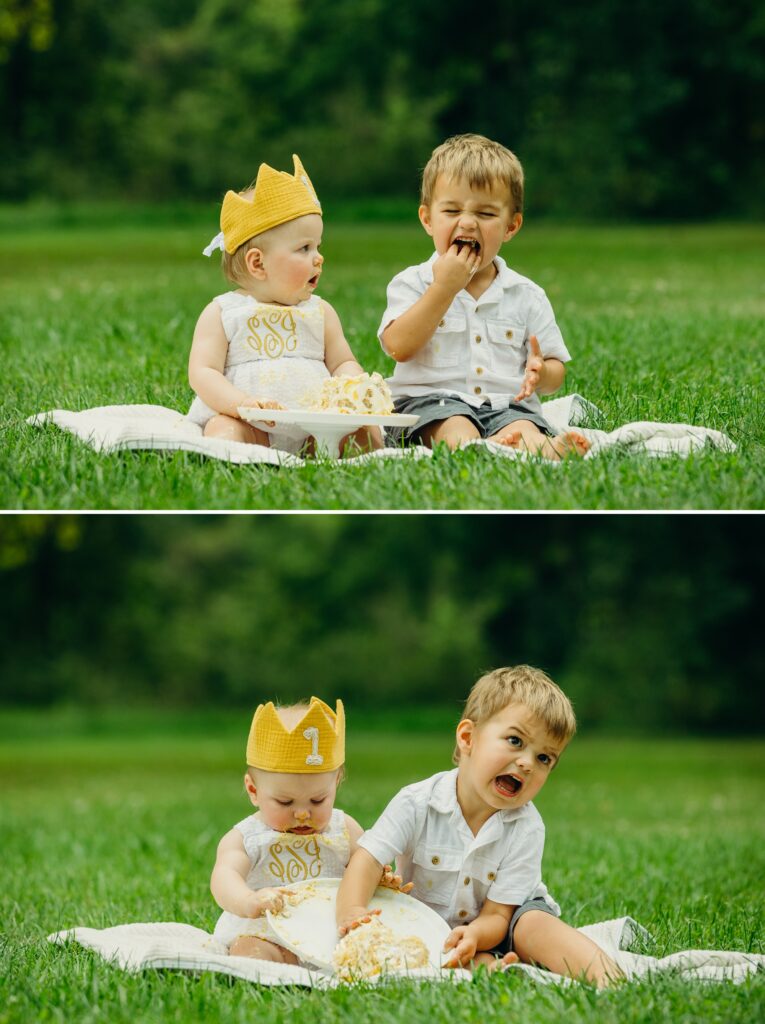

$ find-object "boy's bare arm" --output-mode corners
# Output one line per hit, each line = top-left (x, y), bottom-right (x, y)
(443, 899), (514, 967)
(210, 830), (290, 917)
(382, 244), (481, 362)
(335, 847), (386, 934)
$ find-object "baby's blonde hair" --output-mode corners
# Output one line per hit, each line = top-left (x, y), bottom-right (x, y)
(221, 181), (265, 286)
(453, 665), (576, 763)
(421, 134), (524, 215)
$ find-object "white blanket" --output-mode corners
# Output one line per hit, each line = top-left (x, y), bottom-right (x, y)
(28, 395), (734, 464)
(47, 917), (763, 987)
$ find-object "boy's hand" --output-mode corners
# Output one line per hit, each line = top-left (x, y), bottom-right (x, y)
(432, 243), (482, 296)
(378, 864), (414, 894)
(514, 335), (545, 402)
(337, 907), (382, 937)
(442, 925), (478, 968)
(248, 886), (293, 917)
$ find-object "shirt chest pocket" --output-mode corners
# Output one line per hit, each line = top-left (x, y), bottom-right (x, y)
(486, 320), (527, 378)
(418, 316), (465, 368)
(411, 845), (462, 907)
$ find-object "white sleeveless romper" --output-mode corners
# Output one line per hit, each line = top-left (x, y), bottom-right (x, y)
(187, 292), (331, 453)
(212, 807), (351, 948)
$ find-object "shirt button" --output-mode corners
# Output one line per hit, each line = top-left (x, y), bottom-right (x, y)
(475, 334), (481, 343)
(463, 877), (470, 886)
(438, 320), (446, 328)
(475, 367), (483, 375)
(474, 386), (482, 395)
(458, 910), (468, 918)
(487, 872), (496, 881)
(506, 329), (514, 339)
(431, 855), (440, 865)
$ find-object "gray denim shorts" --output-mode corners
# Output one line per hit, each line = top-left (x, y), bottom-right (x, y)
(387, 392), (555, 446)
(491, 897), (559, 957)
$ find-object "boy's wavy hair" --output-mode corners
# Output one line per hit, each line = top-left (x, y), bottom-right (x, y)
(453, 665), (576, 764)
(421, 134), (525, 215)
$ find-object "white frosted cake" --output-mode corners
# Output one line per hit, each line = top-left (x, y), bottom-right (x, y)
(332, 918), (429, 979)
(307, 372), (393, 415)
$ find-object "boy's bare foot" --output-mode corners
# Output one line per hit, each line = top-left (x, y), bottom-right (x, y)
(496, 428), (590, 461)
(473, 951), (520, 973)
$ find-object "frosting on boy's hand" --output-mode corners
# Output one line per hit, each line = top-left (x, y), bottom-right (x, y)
(432, 243), (482, 295)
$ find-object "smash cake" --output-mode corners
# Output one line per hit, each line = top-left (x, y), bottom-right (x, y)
(332, 917), (430, 979)
(306, 372), (393, 415)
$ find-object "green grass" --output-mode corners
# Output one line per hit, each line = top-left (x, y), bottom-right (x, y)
(1, 709), (763, 1023)
(1, 214), (764, 509)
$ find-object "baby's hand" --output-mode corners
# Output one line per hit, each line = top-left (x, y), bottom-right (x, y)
(249, 886), (294, 917)
(337, 907), (382, 937)
(239, 398), (285, 428)
(442, 925), (478, 968)
(514, 335), (545, 402)
(378, 864), (414, 895)
(432, 242), (482, 296)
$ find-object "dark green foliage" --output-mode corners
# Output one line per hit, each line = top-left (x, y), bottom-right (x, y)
(1, 0), (763, 216)
(0, 516), (762, 732)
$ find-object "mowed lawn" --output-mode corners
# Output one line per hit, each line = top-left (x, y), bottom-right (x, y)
(1, 709), (763, 1023)
(1, 210), (763, 509)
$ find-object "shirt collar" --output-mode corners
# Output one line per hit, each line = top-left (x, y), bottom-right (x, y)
(428, 768), (530, 829)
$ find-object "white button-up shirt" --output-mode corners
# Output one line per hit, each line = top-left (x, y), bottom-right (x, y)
(357, 769), (559, 930)
(378, 254), (571, 418)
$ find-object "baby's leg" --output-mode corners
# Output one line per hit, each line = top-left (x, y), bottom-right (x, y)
(512, 910), (624, 987)
(490, 420), (590, 461)
(228, 934), (299, 964)
(203, 414), (270, 446)
(418, 416), (481, 451)
(339, 424), (384, 455)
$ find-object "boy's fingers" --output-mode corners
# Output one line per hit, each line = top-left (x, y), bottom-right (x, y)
(399, 882), (414, 893)
(529, 334), (542, 358)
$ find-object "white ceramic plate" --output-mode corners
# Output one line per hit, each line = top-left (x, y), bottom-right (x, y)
(266, 878), (450, 973)
(237, 407), (419, 458)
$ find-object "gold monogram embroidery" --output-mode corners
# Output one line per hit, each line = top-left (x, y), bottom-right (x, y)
(267, 835), (322, 883)
(246, 308), (298, 359)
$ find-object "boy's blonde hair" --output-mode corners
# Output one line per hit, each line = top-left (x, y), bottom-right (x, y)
(453, 665), (576, 763)
(421, 134), (524, 215)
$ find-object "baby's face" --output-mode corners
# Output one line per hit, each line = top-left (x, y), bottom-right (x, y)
(457, 702), (564, 814)
(253, 214), (324, 304)
(419, 174), (522, 272)
(245, 767), (339, 833)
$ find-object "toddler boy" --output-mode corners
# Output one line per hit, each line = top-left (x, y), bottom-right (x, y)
(380, 134), (589, 459)
(336, 666), (622, 985)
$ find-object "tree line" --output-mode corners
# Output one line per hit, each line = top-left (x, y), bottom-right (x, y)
(0, 515), (761, 733)
(1, 0), (763, 218)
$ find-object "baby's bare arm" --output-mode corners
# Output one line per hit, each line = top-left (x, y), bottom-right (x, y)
(322, 301), (364, 377)
(210, 830), (291, 918)
(188, 302), (255, 416)
(336, 847), (385, 934)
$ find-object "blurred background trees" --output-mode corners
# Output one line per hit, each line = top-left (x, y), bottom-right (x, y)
(0, 515), (761, 733)
(1, 0), (763, 217)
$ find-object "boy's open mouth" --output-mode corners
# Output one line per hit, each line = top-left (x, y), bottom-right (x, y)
(494, 774), (523, 797)
(454, 237), (481, 255)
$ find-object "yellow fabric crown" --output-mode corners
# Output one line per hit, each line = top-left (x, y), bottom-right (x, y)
(220, 154), (321, 254)
(246, 697), (345, 773)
